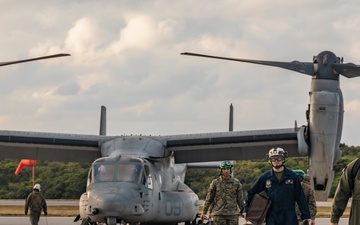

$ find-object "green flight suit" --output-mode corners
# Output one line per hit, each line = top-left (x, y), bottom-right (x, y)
(331, 158), (360, 225)
(25, 191), (47, 225)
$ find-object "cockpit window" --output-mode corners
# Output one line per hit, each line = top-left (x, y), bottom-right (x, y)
(116, 163), (144, 184)
(90, 162), (144, 184)
(93, 164), (115, 182)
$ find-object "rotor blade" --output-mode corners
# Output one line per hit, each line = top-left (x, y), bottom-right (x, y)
(332, 63), (360, 78)
(0, 53), (71, 67)
(181, 52), (315, 76)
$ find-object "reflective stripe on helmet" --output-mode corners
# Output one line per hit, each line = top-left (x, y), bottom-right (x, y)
(219, 161), (233, 169)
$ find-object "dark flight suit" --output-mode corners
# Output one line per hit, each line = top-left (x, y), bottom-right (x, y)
(243, 167), (310, 225)
(331, 158), (360, 225)
(25, 191), (47, 225)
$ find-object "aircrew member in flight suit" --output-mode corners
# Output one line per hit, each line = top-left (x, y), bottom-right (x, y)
(293, 169), (317, 225)
(25, 183), (47, 225)
(330, 158), (360, 225)
(242, 147), (311, 225)
(201, 161), (244, 225)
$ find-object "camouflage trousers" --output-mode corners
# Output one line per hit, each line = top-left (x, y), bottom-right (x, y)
(213, 215), (239, 225)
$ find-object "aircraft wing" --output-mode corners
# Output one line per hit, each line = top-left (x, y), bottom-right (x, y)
(0, 130), (109, 163)
(165, 128), (301, 163)
(0, 127), (302, 164)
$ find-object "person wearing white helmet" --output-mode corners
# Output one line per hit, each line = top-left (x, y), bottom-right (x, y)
(25, 183), (47, 225)
(242, 147), (311, 225)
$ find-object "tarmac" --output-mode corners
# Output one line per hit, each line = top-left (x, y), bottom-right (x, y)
(0, 199), (341, 207)
(0, 200), (350, 225)
(0, 217), (349, 225)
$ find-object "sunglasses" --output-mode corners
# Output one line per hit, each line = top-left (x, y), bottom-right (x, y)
(270, 156), (284, 162)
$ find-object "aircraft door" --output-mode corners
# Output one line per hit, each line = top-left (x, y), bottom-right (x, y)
(144, 164), (153, 189)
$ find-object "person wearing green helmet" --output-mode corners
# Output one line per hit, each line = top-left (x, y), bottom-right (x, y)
(293, 169), (317, 225)
(201, 161), (243, 225)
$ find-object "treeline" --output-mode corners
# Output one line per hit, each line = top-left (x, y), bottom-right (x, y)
(0, 144), (359, 199)
(185, 144), (360, 199)
(0, 161), (90, 199)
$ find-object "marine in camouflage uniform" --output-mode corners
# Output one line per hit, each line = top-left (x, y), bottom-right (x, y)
(331, 158), (360, 225)
(201, 161), (243, 225)
(293, 170), (317, 225)
(25, 184), (47, 225)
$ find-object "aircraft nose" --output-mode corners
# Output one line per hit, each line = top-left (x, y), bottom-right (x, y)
(89, 184), (145, 216)
(97, 192), (126, 213)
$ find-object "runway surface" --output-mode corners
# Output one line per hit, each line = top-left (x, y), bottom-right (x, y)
(0, 200), (350, 224)
(0, 199), (341, 207)
(1, 217), (349, 225)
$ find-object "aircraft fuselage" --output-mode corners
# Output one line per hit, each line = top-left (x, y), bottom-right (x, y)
(79, 137), (201, 225)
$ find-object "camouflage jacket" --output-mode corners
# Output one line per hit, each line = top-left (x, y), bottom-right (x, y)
(202, 176), (243, 216)
(295, 183), (317, 220)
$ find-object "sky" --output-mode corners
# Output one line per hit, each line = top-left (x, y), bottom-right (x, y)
(1, 1), (360, 146)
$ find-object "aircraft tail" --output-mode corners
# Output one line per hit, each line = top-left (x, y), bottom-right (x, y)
(99, 106), (106, 135)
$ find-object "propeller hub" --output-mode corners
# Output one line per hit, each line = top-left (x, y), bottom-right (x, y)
(313, 51), (340, 80)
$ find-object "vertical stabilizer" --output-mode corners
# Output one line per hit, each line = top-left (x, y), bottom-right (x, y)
(229, 104), (233, 132)
(99, 105), (107, 136)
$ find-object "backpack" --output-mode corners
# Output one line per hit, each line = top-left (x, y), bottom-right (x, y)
(31, 192), (44, 208)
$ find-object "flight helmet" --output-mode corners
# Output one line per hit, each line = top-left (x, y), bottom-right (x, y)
(293, 169), (306, 182)
(33, 183), (41, 191)
(219, 161), (233, 169)
(266, 147), (288, 164)
(219, 161), (233, 174)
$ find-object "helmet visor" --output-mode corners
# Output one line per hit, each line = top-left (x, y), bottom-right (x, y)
(270, 156), (284, 162)
(220, 161), (233, 169)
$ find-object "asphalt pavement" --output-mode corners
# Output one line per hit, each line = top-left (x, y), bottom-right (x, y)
(0, 200), (350, 225)
(0, 199), (342, 207)
(0, 217), (350, 225)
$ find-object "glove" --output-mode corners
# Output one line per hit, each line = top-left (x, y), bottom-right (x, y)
(44, 211), (48, 216)
(25, 211), (27, 215)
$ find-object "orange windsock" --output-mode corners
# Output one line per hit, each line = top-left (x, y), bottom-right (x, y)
(15, 159), (37, 175)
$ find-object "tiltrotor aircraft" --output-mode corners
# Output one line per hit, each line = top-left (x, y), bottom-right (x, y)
(0, 50), (359, 225)
(181, 50), (360, 201)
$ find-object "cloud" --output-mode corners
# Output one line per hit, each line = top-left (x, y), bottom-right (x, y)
(109, 15), (157, 53)
(1, 1), (360, 146)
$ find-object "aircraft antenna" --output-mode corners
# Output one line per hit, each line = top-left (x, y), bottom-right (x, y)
(99, 105), (107, 135)
(229, 104), (233, 132)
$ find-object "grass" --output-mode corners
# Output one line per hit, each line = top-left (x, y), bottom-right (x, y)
(0, 205), (79, 216)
